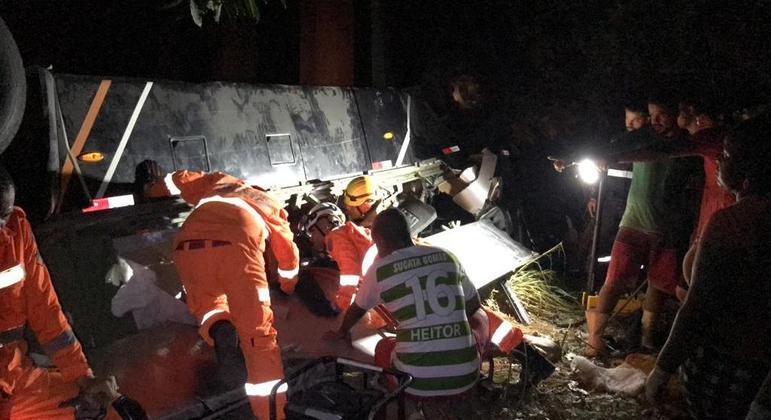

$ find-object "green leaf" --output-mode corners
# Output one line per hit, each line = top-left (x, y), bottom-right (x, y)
(244, 0), (259, 21)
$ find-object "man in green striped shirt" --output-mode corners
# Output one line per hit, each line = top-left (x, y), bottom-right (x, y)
(325, 208), (481, 397)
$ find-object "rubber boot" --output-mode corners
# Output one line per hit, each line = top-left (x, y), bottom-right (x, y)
(210, 320), (247, 390)
(640, 310), (657, 352)
(512, 341), (555, 388)
(584, 311), (609, 357)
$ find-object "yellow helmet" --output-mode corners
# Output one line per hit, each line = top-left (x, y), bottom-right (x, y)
(343, 175), (376, 207)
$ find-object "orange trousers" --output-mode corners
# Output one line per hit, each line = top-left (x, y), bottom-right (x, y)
(0, 362), (79, 420)
(174, 233), (286, 420)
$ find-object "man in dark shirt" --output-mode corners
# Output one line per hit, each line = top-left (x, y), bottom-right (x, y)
(646, 114), (771, 419)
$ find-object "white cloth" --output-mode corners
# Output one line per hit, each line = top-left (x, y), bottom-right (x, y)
(571, 355), (647, 397)
(109, 258), (196, 329)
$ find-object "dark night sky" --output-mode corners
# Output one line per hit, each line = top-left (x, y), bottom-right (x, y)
(1, 0), (300, 83)
(3, 0), (771, 141)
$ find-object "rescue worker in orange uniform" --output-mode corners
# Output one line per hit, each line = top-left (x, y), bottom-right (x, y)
(300, 202), (388, 330)
(327, 176), (382, 311)
(0, 167), (121, 419)
(150, 168), (299, 420)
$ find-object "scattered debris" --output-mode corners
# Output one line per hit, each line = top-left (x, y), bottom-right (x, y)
(469, 245), (654, 419)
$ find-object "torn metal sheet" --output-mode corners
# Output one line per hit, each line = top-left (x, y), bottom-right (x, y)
(451, 148), (497, 216)
(423, 220), (536, 289)
(353, 88), (413, 168)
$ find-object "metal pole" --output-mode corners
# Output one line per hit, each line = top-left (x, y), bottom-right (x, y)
(586, 174), (605, 293)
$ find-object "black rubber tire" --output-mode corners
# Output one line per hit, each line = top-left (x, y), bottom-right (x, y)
(0, 16), (26, 155)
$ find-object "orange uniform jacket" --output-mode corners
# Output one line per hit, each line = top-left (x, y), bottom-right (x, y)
(164, 170), (299, 283)
(325, 221), (374, 310)
(165, 171), (297, 419)
(1, 208), (91, 394)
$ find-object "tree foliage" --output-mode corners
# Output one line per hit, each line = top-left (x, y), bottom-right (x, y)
(189, 0), (286, 26)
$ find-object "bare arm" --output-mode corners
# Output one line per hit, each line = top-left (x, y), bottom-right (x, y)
(323, 303), (368, 340)
(754, 369), (771, 412)
(580, 128), (697, 164)
(337, 303), (368, 336)
(610, 140), (700, 163)
(464, 285), (481, 319)
(655, 211), (731, 373)
(325, 265), (379, 340)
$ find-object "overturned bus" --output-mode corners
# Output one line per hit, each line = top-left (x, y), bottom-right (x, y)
(2, 65), (535, 418)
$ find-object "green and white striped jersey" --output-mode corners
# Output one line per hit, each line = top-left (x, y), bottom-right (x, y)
(356, 245), (480, 397)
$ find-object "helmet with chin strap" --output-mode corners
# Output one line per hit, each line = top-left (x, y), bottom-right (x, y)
(301, 202), (346, 236)
(343, 176), (377, 207)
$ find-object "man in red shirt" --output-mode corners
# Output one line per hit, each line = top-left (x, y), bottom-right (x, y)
(675, 95), (735, 297)
(646, 113), (771, 419)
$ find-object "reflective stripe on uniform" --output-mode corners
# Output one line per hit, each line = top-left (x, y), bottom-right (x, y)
(0, 264), (25, 289)
(200, 309), (226, 326)
(277, 266), (299, 280)
(337, 357), (383, 372)
(42, 329), (77, 355)
(0, 326), (25, 347)
(257, 288), (270, 303)
(244, 379), (288, 397)
(607, 168), (633, 179)
(164, 173), (181, 195)
(361, 245), (378, 276)
(196, 195), (269, 240)
(490, 321), (514, 347)
(304, 408), (342, 420)
(339, 274), (360, 287)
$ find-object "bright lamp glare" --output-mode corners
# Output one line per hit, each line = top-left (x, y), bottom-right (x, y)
(578, 159), (600, 184)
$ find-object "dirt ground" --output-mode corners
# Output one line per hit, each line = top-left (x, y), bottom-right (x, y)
(264, 265), (692, 420)
(458, 316), (646, 420)
(429, 313), (691, 420)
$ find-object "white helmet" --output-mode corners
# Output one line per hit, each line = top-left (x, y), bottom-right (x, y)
(302, 202), (346, 234)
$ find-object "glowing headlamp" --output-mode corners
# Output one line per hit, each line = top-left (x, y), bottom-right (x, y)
(577, 159), (601, 184)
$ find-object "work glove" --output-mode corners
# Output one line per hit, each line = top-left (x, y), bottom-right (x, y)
(280, 275), (299, 295)
(81, 375), (121, 406)
(65, 375), (122, 419)
(335, 286), (356, 311)
(645, 366), (672, 405)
